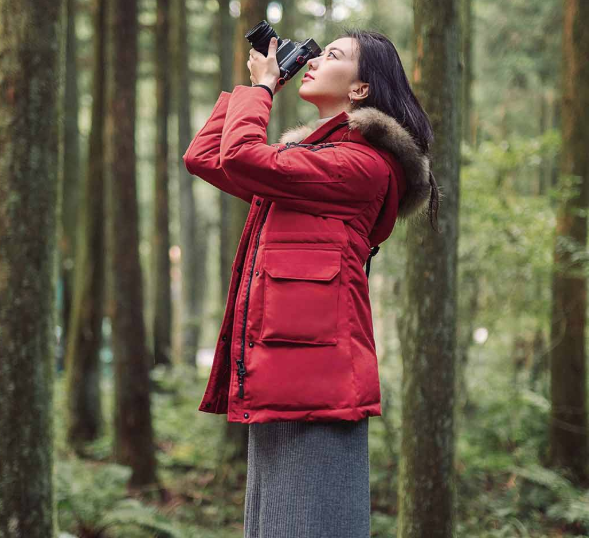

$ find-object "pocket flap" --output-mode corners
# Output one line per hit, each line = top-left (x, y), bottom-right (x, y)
(264, 248), (341, 281)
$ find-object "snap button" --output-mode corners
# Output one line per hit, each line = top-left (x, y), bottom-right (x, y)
(256, 200), (261, 206)
(255, 270), (259, 276)
(222, 335), (227, 341)
(205, 402), (211, 408)
(249, 341), (254, 347)
(237, 266), (242, 273)
(244, 413), (249, 419)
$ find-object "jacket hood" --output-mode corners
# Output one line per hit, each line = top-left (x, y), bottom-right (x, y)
(278, 107), (432, 244)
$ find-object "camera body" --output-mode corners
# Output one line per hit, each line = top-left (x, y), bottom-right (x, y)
(245, 20), (322, 86)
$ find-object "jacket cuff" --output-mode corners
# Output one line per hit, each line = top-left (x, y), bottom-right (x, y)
(253, 84), (274, 101)
(234, 84), (274, 108)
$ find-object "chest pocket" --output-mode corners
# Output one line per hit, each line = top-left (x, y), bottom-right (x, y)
(260, 248), (342, 345)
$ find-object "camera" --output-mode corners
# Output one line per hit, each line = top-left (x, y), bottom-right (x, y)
(245, 20), (322, 86)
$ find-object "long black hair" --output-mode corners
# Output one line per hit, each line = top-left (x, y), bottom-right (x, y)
(337, 28), (440, 233)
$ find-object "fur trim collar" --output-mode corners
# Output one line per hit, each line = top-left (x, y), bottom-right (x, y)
(278, 107), (431, 221)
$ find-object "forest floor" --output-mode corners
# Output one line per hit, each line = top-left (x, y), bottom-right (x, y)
(53, 362), (589, 538)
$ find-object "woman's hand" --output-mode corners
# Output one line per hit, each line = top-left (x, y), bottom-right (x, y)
(247, 37), (283, 95)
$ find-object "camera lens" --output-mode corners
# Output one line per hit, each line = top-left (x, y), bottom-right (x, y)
(245, 20), (281, 54)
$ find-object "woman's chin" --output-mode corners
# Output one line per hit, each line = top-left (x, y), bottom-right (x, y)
(298, 85), (316, 102)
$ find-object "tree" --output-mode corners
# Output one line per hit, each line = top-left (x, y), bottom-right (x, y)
(0, 0), (62, 534)
(222, 0), (268, 464)
(218, 0), (235, 305)
(173, 0), (207, 366)
(105, 0), (159, 489)
(59, 0), (82, 354)
(548, 0), (589, 486)
(397, 0), (461, 536)
(153, 0), (173, 366)
(460, 0), (474, 146)
(64, 0), (107, 453)
(275, 0), (299, 136)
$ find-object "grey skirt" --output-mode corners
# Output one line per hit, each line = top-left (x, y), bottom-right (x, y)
(243, 417), (371, 538)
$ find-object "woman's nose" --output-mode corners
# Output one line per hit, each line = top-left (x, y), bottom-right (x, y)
(307, 57), (319, 69)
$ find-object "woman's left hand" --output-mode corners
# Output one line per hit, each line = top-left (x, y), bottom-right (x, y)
(247, 37), (283, 94)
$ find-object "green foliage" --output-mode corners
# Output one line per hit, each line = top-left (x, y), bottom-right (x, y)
(55, 358), (589, 537)
(512, 465), (589, 534)
(99, 499), (188, 538)
(459, 130), (561, 335)
(475, 0), (562, 139)
(54, 362), (245, 537)
(56, 458), (186, 537)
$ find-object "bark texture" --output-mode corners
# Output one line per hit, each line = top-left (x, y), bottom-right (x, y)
(64, 0), (107, 450)
(59, 0), (81, 350)
(549, 0), (589, 485)
(398, 0), (461, 536)
(153, 0), (172, 366)
(218, 0), (234, 305)
(105, 0), (158, 487)
(223, 0), (268, 462)
(173, 0), (206, 366)
(0, 0), (62, 535)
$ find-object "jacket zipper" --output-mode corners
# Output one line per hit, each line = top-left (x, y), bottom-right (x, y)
(276, 121), (349, 153)
(236, 201), (272, 399)
(277, 142), (336, 153)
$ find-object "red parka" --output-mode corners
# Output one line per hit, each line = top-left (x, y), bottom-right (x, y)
(183, 85), (431, 424)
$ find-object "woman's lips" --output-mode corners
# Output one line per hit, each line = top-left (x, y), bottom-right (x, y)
(302, 73), (314, 82)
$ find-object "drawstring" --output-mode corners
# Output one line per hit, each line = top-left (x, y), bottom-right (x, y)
(365, 245), (380, 278)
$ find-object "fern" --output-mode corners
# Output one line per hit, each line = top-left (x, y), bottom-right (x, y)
(98, 499), (187, 538)
(512, 464), (589, 531)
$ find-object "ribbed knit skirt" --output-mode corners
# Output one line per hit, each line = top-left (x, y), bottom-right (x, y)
(243, 417), (371, 538)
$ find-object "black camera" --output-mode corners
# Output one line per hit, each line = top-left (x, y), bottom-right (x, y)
(245, 20), (322, 86)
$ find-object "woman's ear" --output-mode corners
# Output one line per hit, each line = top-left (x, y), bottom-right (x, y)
(351, 82), (370, 102)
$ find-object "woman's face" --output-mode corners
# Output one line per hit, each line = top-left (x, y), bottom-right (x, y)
(299, 37), (369, 118)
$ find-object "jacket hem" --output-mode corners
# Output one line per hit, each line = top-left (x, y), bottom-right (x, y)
(197, 402), (382, 424)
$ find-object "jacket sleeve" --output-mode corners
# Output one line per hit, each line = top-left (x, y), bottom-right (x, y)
(219, 85), (390, 220)
(182, 91), (254, 204)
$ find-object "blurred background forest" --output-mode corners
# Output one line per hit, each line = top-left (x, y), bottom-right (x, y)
(1, 0), (588, 536)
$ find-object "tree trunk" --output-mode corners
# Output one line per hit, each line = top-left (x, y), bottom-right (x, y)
(0, 0), (62, 534)
(397, 0), (461, 536)
(218, 0), (234, 305)
(548, 0), (589, 486)
(276, 0), (299, 138)
(64, 0), (107, 452)
(153, 0), (173, 366)
(59, 0), (81, 358)
(106, 0), (159, 488)
(460, 0), (473, 146)
(174, 0), (207, 366)
(223, 0), (268, 463)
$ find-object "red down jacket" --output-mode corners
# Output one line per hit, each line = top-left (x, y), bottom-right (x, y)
(183, 85), (431, 424)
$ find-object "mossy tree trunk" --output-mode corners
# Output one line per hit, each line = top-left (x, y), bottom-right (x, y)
(105, 0), (158, 488)
(397, 0), (461, 536)
(548, 0), (589, 486)
(152, 0), (173, 367)
(0, 0), (62, 534)
(64, 0), (107, 453)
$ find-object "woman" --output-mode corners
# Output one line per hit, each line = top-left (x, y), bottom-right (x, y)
(183, 28), (438, 538)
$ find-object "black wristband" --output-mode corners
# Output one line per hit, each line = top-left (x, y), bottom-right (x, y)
(253, 84), (274, 101)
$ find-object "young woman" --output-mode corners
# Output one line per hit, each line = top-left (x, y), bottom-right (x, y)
(183, 28), (438, 538)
